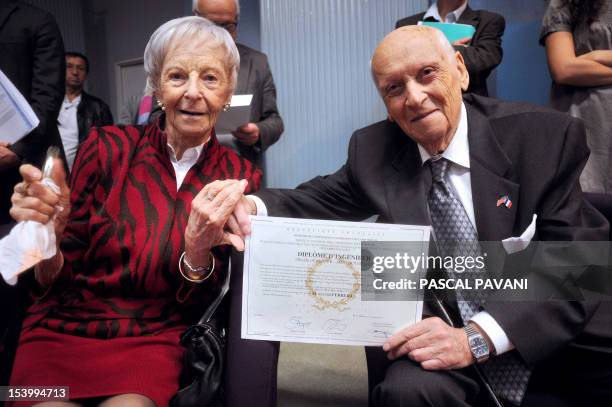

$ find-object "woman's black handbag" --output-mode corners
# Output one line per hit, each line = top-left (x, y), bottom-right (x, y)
(170, 262), (231, 407)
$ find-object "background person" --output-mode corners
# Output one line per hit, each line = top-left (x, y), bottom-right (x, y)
(396, 0), (505, 97)
(541, 0), (612, 193)
(59, 51), (113, 171)
(194, 0), (284, 172)
(0, 0), (65, 387)
(7, 16), (260, 407)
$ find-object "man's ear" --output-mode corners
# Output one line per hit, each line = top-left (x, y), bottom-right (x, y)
(455, 51), (470, 91)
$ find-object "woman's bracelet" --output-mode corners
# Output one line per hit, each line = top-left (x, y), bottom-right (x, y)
(179, 251), (215, 283)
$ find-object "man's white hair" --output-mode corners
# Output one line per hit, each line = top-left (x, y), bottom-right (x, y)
(143, 16), (240, 95)
(192, 0), (241, 18)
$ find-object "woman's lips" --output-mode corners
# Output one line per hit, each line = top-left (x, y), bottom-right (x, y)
(178, 109), (206, 116)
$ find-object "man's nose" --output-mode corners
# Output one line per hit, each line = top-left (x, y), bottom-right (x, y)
(403, 81), (427, 109)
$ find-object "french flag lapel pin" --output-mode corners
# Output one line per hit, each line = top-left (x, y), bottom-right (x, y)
(496, 194), (512, 209)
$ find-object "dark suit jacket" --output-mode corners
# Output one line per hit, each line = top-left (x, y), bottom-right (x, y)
(396, 5), (505, 97)
(234, 43), (284, 169)
(0, 0), (65, 224)
(257, 94), (610, 374)
(76, 91), (113, 143)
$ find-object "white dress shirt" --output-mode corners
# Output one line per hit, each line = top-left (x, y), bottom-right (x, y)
(57, 95), (81, 171)
(417, 103), (514, 355)
(166, 143), (204, 191)
(423, 1), (468, 23)
(250, 103), (514, 355)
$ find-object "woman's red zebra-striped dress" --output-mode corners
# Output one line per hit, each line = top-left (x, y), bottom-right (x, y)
(8, 120), (261, 406)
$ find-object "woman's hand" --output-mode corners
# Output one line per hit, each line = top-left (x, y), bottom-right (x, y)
(184, 179), (248, 267)
(9, 158), (70, 286)
(579, 50), (612, 67)
(10, 158), (70, 243)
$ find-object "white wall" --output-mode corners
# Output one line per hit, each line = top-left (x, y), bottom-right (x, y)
(261, 0), (427, 188)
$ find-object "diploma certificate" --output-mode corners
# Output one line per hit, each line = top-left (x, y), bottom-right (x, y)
(242, 216), (431, 346)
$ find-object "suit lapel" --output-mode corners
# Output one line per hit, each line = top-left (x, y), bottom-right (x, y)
(457, 5), (479, 27)
(0, 1), (18, 31)
(466, 101), (519, 244)
(383, 124), (430, 226)
(236, 45), (253, 94)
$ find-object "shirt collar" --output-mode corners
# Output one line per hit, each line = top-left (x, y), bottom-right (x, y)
(423, 1), (468, 23)
(62, 94), (81, 106)
(166, 142), (205, 164)
(417, 102), (470, 169)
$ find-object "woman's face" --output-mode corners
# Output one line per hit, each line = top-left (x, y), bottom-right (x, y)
(159, 40), (232, 142)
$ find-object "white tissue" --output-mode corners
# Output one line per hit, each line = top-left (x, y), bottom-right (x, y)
(0, 178), (61, 285)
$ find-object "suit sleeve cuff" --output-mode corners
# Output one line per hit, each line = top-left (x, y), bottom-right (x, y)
(248, 195), (268, 216)
(470, 311), (515, 355)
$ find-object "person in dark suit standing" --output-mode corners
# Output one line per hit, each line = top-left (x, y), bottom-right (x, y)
(59, 51), (113, 171)
(194, 0), (284, 171)
(0, 0), (65, 231)
(396, 0), (505, 97)
(0, 0), (65, 387)
(220, 25), (610, 406)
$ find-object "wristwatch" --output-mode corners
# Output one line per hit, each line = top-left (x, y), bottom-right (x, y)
(464, 323), (490, 363)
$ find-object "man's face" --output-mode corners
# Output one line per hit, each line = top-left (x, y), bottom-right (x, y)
(66, 56), (87, 91)
(195, 0), (238, 41)
(372, 28), (469, 155)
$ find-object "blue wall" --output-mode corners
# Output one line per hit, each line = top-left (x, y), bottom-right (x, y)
(470, 0), (550, 106)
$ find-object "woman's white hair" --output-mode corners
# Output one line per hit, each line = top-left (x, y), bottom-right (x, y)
(143, 16), (240, 95)
(192, 0), (240, 18)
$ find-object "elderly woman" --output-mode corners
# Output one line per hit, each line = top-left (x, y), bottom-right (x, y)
(7, 16), (260, 407)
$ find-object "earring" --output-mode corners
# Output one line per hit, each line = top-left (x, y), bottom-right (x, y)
(223, 103), (230, 112)
(157, 99), (165, 111)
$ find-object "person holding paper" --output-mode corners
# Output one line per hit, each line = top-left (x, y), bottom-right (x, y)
(0, 0), (65, 388)
(222, 25), (610, 406)
(194, 0), (284, 171)
(6, 17), (261, 406)
(0, 0), (65, 231)
(396, 0), (505, 97)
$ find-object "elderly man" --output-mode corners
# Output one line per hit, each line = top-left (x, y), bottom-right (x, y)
(194, 0), (284, 172)
(222, 25), (611, 406)
(396, 0), (505, 97)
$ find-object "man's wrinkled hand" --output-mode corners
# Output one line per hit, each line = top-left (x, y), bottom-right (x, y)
(233, 123), (260, 145)
(382, 317), (473, 370)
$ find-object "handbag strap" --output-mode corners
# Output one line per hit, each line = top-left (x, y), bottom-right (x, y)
(198, 256), (232, 325)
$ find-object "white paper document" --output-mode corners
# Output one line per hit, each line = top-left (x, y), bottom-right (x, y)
(0, 68), (39, 144)
(242, 216), (431, 346)
(215, 94), (253, 137)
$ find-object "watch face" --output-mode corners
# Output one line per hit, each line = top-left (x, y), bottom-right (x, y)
(469, 336), (489, 358)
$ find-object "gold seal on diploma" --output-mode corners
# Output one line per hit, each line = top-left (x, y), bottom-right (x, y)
(305, 258), (360, 311)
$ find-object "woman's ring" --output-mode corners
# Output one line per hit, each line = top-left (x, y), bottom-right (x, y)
(204, 192), (215, 201)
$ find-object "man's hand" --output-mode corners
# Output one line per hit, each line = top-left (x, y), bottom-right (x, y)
(382, 317), (473, 370)
(452, 37), (471, 47)
(233, 123), (260, 145)
(0, 141), (20, 170)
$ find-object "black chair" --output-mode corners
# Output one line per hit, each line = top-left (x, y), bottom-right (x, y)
(584, 192), (612, 239)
